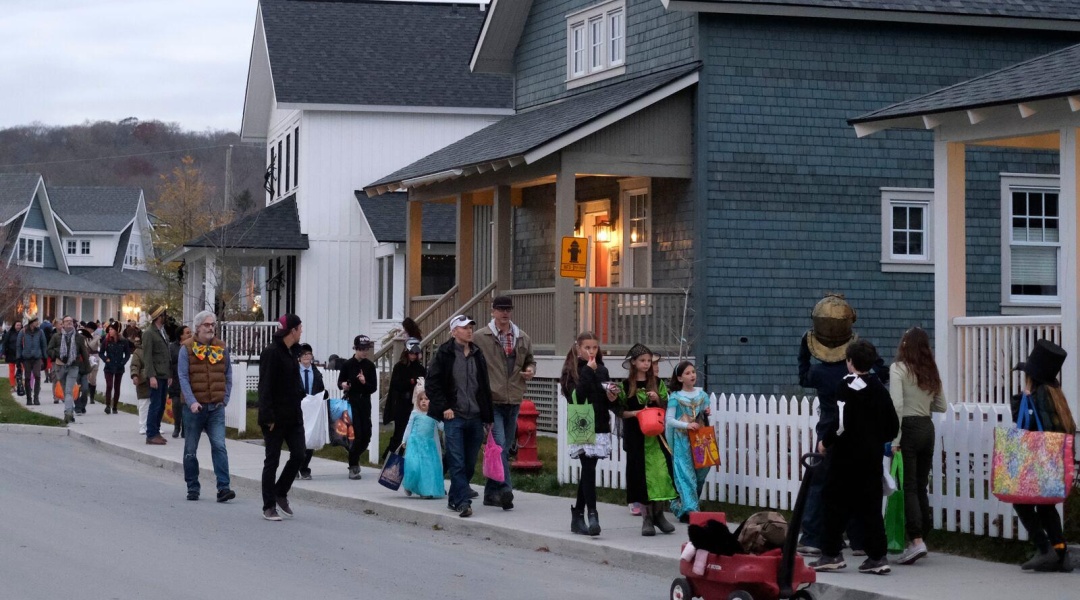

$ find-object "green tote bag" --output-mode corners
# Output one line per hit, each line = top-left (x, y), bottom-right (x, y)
(566, 390), (596, 446)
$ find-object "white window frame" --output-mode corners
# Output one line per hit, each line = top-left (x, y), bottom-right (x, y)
(18, 235), (44, 267)
(125, 242), (140, 267)
(620, 177), (652, 314)
(566, 0), (626, 90)
(1001, 173), (1061, 310)
(66, 239), (77, 255)
(80, 239), (91, 255)
(374, 250), (396, 322)
(880, 188), (933, 273)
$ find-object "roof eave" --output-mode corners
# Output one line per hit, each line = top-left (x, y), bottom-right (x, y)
(663, 1), (1080, 32)
(850, 91), (1080, 133)
(470, 0), (534, 74)
(240, 4), (274, 144)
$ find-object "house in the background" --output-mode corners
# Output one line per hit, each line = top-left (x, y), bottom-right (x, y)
(48, 186), (161, 323)
(0, 173), (160, 324)
(170, 0), (512, 361)
(363, 0), (1080, 400)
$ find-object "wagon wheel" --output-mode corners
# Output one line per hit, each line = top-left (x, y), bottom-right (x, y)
(669, 577), (693, 600)
(727, 591), (754, 600)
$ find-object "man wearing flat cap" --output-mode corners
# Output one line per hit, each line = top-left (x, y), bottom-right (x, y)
(426, 314), (494, 518)
(474, 295), (536, 510)
(142, 306), (172, 445)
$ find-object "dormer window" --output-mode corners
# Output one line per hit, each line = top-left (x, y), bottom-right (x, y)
(566, 1), (625, 90)
(125, 242), (140, 267)
(18, 236), (44, 267)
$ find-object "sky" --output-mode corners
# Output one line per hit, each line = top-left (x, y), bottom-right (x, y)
(0, 0), (258, 132)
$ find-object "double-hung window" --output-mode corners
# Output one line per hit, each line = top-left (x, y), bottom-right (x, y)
(376, 255), (395, 321)
(125, 242), (140, 267)
(566, 1), (626, 89)
(66, 239), (77, 255)
(18, 236), (44, 267)
(80, 240), (90, 255)
(1002, 174), (1060, 306)
(880, 188), (933, 273)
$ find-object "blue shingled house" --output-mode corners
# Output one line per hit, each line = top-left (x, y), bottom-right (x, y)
(363, 0), (1080, 397)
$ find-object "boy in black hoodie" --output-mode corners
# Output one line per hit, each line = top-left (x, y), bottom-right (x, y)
(810, 339), (899, 575)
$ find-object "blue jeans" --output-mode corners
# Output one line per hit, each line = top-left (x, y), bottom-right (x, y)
(147, 384), (167, 439)
(182, 403), (230, 495)
(484, 403), (519, 500)
(56, 364), (80, 412)
(444, 416), (484, 509)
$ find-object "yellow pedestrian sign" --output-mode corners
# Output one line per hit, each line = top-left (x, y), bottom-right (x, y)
(560, 236), (588, 279)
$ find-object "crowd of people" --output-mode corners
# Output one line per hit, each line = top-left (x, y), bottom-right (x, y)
(4, 290), (1073, 575)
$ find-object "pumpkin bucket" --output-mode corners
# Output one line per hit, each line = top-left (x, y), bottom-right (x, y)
(636, 406), (666, 437)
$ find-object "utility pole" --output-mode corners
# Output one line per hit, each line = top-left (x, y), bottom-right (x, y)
(224, 144), (233, 213)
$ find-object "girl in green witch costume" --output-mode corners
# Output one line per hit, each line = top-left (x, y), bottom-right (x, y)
(616, 343), (677, 536)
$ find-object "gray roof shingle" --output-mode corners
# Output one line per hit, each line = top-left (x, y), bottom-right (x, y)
(0, 173), (41, 224)
(183, 195), (308, 250)
(851, 42), (1080, 123)
(680, 1), (1080, 21)
(355, 192), (457, 244)
(262, 0), (512, 109)
(23, 268), (121, 296)
(68, 267), (165, 293)
(48, 186), (142, 232)
(366, 64), (700, 190)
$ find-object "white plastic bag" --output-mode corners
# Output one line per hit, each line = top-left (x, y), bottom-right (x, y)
(882, 461), (898, 497)
(301, 394), (329, 450)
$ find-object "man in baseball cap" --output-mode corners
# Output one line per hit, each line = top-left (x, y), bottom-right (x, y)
(426, 315), (493, 518)
(338, 334), (377, 479)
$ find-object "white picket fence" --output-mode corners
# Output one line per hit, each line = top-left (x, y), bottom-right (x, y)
(557, 393), (1065, 540)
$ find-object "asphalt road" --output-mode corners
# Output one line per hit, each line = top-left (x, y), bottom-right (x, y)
(0, 433), (669, 600)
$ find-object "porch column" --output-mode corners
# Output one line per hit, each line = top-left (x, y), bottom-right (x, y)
(57, 294), (65, 319)
(456, 193), (475, 300)
(933, 141), (966, 402)
(1059, 127), (1080, 411)
(492, 185), (513, 293)
(554, 159), (576, 351)
(405, 198), (423, 302)
(204, 255), (217, 313)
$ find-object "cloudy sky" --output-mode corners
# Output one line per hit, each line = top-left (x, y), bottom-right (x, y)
(0, 0), (258, 132)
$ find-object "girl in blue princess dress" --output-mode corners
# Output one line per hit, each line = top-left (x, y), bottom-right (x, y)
(401, 378), (445, 499)
(666, 361), (712, 522)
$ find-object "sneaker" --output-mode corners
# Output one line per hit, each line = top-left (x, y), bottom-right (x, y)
(500, 489), (514, 511)
(263, 508), (282, 521)
(146, 437), (166, 445)
(897, 541), (928, 565)
(1026, 549), (1063, 572)
(468, 488), (479, 499)
(858, 557), (891, 575)
(459, 504), (473, 518)
(630, 502), (643, 516)
(797, 545), (822, 557)
(276, 497), (293, 517)
(810, 554), (846, 571)
(187, 492), (199, 501)
(348, 466), (361, 480)
(299, 470), (312, 480)
(217, 489), (236, 503)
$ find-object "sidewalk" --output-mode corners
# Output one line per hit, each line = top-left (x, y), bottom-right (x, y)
(13, 390), (1078, 600)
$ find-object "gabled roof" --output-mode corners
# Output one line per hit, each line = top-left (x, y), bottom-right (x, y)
(355, 192), (457, 244)
(48, 186), (142, 232)
(365, 64), (700, 195)
(23, 268), (120, 296)
(851, 42), (1080, 125)
(182, 195), (308, 250)
(68, 267), (164, 293)
(261, 0), (512, 110)
(0, 173), (41, 224)
(662, 0), (1080, 30)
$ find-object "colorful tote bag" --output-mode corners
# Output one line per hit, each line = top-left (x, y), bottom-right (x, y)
(378, 449), (405, 491)
(991, 394), (1076, 505)
(566, 391), (596, 446)
(688, 425), (721, 469)
(483, 430), (505, 482)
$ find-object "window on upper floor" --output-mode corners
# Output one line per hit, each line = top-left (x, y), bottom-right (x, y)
(267, 125), (300, 204)
(81, 240), (90, 255)
(66, 239), (77, 255)
(376, 255), (395, 321)
(66, 238), (91, 256)
(566, 0), (626, 90)
(880, 188), (934, 273)
(18, 236), (44, 267)
(125, 242), (140, 267)
(1001, 174), (1060, 307)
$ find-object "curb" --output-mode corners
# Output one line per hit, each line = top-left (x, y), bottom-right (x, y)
(0, 423), (70, 436)
(64, 428), (900, 599)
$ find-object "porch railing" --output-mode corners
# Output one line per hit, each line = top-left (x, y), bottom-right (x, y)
(577, 287), (688, 355)
(418, 282), (498, 356)
(953, 315), (1062, 404)
(411, 285), (459, 340)
(218, 321), (279, 359)
(505, 288), (557, 350)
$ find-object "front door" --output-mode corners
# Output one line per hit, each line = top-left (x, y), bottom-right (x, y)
(579, 200), (613, 342)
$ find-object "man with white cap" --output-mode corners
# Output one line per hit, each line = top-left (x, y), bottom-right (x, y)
(425, 315), (494, 518)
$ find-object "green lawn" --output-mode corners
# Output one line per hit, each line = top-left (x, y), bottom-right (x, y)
(0, 378), (65, 427)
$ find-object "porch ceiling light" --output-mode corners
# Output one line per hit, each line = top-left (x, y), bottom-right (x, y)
(596, 220), (612, 243)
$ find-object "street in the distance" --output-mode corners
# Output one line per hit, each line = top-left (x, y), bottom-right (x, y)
(0, 432), (666, 600)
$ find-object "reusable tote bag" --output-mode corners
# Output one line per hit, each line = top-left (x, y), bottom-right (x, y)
(566, 390), (596, 446)
(884, 455), (905, 553)
(378, 447), (405, 491)
(991, 394), (1076, 505)
(301, 394), (330, 450)
(483, 430), (505, 482)
(688, 425), (721, 469)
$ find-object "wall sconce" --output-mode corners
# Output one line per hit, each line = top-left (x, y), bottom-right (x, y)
(596, 220), (612, 243)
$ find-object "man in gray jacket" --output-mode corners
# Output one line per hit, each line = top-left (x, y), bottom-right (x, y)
(142, 306), (172, 445)
(473, 295), (536, 510)
(16, 317), (48, 405)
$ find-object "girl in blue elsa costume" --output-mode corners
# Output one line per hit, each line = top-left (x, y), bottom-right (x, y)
(666, 361), (712, 522)
(401, 378), (446, 499)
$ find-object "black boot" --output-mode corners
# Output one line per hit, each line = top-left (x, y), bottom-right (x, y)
(641, 507), (656, 536)
(587, 510), (601, 536)
(570, 505), (588, 535)
(653, 502), (676, 534)
(89, 385), (96, 404)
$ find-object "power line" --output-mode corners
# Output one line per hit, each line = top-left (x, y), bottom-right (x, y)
(0, 143), (261, 168)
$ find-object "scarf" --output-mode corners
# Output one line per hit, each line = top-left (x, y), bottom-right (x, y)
(60, 330), (77, 363)
(191, 342), (225, 364)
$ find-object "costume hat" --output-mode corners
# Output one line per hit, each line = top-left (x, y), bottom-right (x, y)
(1014, 339), (1067, 388)
(148, 305), (167, 321)
(806, 293), (858, 363)
(622, 343), (653, 371)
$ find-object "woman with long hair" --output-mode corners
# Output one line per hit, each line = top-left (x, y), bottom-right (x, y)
(382, 338), (426, 463)
(102, 322), (131, 415)
(888, 327), (946, 565)
(1010, 340), (1076, 572)
(559, 331), (616, 536)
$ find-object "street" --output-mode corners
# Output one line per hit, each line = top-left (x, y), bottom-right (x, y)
(0, 433), (667, 600)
